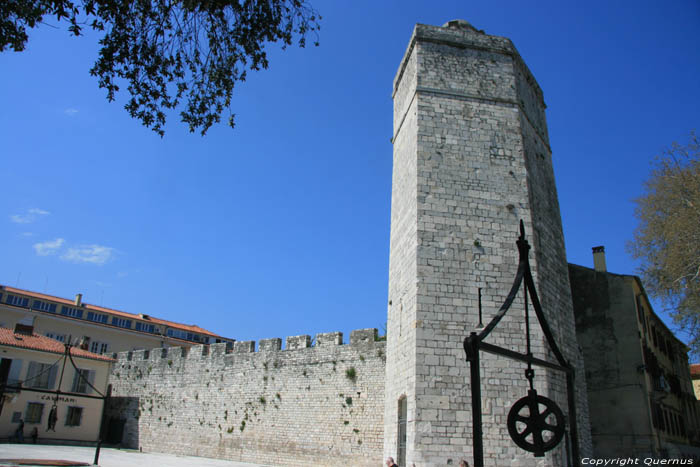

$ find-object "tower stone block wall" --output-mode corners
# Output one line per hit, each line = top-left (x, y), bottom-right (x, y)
(385, 22), (591, 466)
(107, 329), (386, 466)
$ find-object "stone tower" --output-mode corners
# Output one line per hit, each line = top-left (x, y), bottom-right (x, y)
(385, 21), (591, 466)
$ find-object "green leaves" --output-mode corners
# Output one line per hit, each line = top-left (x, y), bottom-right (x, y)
(630, 131), (700, 356)
(1, 0), (321, 136)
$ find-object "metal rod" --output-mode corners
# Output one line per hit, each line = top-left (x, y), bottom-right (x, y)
(524, 269), (569, 368)
(94, 384), (112, 465)
(55, 343), (70, 404)
(479, 342), (571, 373)
(1, 385), (105, 400)
(467, 333), (484, 467)
(524, 285), (531, 357)
(477, 288), (483, 328)
(477, 260), (526, 341)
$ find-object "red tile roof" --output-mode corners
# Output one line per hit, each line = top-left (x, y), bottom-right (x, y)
(690, 364), (700, 378)
(0, 327), (115, 362)
(1, 285), (222, 338)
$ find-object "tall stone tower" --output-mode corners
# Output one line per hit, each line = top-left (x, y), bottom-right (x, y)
(385, 21), (591, 466)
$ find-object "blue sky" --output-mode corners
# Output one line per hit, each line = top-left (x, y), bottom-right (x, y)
(1, 1), (698, 350)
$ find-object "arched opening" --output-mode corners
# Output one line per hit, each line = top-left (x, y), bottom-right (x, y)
(397, 396), (407, 466)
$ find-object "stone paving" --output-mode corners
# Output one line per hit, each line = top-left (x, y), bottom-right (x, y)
(0, 444), (270, 467)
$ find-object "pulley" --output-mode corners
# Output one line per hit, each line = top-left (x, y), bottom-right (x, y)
(507, 389), (565, 457)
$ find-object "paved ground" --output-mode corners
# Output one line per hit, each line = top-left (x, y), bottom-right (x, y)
(0, 444), (270, 467)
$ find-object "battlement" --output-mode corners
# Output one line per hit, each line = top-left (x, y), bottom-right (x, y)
(114, 328), (382, 363)
(107, 327), (386, 465)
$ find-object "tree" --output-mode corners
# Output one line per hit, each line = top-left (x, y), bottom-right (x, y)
(1, 0), (320, 136)
(629, 131), (700, 356)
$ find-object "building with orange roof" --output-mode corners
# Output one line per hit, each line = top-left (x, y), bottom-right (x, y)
(0, 285), (233, 356)
(0, 323), (114, 443)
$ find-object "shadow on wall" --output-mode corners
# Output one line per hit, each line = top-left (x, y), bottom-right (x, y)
(104, 396), (139, 448)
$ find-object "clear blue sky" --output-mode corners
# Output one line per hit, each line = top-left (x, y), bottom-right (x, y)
(1, 1), (698, 349)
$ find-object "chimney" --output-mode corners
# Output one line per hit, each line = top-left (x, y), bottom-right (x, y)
(592, 246), (607, 272)
(75, 293), (82, 306)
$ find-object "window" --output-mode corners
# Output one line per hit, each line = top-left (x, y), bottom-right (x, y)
(111, 317), (131, 329)
(5, 359), (23, 386)
(86, 311), (109, 323)
(45, 332), (67, 343)
(61, 306), (83, 319)
(26, 362), (57, 389)
(167, 328), (201, 342)
(167, 328), (188, 340)
(0, 358), (10, 386)
(636, 301), (645, 324)
(65, 407), (83, 427)
(89, 341), (109, 355)
(397, 396), (407, 467)
(135, 322), (155, 333)
(71, 369), (95, 394)
(11, 411), (22, 423)
(33, 300), (57, 313)
(25, 402), (44, 424)
(635, 297), (648, 335)
(6, 295), (29, 307)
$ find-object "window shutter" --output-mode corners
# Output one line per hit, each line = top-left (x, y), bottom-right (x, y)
(71, 370), (80, 392)
(47, 364), (58, 390)
(8, 359), (22, 385)
(26, 361), (38, 384)
(87, 370), (95, 394)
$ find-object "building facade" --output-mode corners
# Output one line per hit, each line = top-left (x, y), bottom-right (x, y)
(0, 285), (232, 355)
(569, 247), (700, 459)
(0, 324), (114, 443)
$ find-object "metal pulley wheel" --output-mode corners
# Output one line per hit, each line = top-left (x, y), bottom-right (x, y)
(507, 389), (565, 457)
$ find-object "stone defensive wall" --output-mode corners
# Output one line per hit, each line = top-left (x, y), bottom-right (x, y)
(106, 328), (386, 466)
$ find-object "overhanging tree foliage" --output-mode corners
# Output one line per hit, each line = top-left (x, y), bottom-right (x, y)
(630, 131), (700, 356)
(1, 0), (320, 136)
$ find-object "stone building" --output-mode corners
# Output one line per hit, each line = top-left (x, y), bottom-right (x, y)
(385, 20), (590, 465)
(569, 247), (700, 459)
(106, 20), (593, 466)
(0, 285), (233, 354)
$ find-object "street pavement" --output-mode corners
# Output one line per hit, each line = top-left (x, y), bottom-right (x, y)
(0, 444), (270, 467)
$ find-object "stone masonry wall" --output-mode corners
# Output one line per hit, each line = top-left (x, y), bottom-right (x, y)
(385, 29), (420, 467)
(106, 329), (386, 466)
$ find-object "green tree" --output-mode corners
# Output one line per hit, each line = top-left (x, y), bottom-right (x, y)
(1, 0), (320, 136)
(629, 131), (700, 355)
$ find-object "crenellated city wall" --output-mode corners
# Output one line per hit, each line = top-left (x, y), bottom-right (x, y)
(106, 329), (386, 466)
